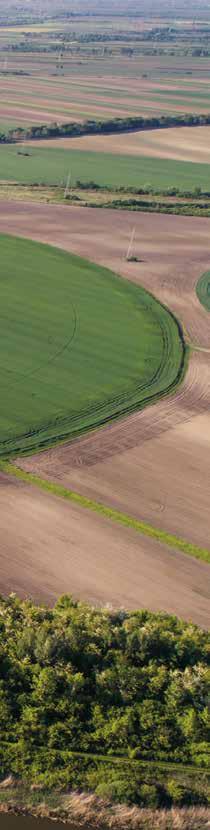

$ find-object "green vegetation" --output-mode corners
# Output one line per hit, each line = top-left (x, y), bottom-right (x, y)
(196, 272), (210, 311)
(88, 196), (210, 218)
(0, 234), (184, 457)
(0, 594), (209, 807)
(2, 113), (210, 143)
(1, 460), (210, 564)
(2, 181), (210, 219)
(1, 144), (210, 192)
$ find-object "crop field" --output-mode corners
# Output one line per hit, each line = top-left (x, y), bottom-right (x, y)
(0, 8), (209, 817)
(196, 271), (210, 310)
(0, 234), (183, 456)
(0, 206), (210, 626)
(3, 203), (210, 553)
(2, 144), (210, 191)
(0, 11), (210, 627)
(1, 9), (210, 138)
(1, 43), (210, 129)
(46, 125), (210, 165)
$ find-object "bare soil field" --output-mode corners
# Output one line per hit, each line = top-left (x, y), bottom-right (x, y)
(33, 125), (210, 164)
(0, 203), (210, 620)
(0, 470), (209, 627)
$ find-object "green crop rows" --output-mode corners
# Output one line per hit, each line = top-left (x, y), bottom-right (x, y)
(1, 143), (210, 190)
(196, 271), (210, 311)
(0, 234), (185, 457)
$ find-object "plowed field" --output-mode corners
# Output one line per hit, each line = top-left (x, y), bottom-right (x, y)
(0, 203), (209, 624)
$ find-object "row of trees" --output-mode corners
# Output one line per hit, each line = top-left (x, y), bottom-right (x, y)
(0, 594), (209, 804)
(1, 111), (210, 144)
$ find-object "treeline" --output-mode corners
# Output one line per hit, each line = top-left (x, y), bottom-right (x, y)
(2, 111), (210, 145)
(75, 180), (208, 197)
(93, 198), (210, 218)
(0, 595), (209, 806)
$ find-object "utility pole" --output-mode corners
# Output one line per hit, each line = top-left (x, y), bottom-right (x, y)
(64, 170), (72, 199)
(126, 226), (136, 261)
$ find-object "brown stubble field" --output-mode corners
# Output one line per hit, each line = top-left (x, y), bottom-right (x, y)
(33, 125), (210, 164)
(0, 202), (210, 626)
(1, 469), (210, 627)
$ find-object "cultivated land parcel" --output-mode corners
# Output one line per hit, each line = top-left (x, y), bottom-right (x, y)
(0, 234), (183, 455)
(2, 143), (210, 192)
(0, 7), (210, 625)
(0, 5), (210, 824)
(0, 203), (210, 628)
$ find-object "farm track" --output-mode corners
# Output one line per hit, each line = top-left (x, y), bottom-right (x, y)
(0, 203), (210, 624)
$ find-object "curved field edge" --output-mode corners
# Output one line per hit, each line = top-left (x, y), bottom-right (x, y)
(0, 235), (187, 458)
(1, 461), (210, 564)
(196, 271), (210, 311)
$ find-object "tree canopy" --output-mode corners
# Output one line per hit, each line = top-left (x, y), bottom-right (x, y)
(0, 595), (209, 805)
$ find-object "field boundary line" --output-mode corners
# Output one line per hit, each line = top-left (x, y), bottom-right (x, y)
(1, 461), (210, 564)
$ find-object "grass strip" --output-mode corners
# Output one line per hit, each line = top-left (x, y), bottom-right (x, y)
(1, 460), (210, 564)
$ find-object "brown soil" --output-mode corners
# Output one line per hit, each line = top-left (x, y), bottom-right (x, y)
(0, 471), (209, 627)
(2, 69), (210, 128)
(30, 125), (210, 164)
(0, 203), (210, 622)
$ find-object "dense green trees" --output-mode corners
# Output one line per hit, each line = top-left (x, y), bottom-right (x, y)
(0, 595), (209, 804)
(1, 112), (210, 144)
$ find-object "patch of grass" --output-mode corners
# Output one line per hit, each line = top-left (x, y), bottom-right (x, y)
(1, 144), (210, 191)
(196, 271), (210, 311)
(1, 461), (210, 564)
(0, 234), (184, 456)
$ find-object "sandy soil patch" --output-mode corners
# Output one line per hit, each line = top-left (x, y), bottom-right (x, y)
(28, 125), (210, 164)
(0, 471), (209, 627)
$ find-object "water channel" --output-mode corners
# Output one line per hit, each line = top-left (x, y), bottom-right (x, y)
(0, 817), (72, 830)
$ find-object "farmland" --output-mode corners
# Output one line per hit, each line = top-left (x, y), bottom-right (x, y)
(1, 3), (210, 828)
(42, 125), (210, 164)
(0, 233), (183, 456)
(196, 271), (210, 310)
(2, 45), (210, 129)
(0, 3), (210, 821)
(2, 143), (210, 191)
(0, 7), (210, 621)
(2, 10), (210, 133)
(0, 202), (209, 630)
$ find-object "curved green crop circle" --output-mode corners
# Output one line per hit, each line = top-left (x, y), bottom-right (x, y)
(0, 234), (185, 457)
(196, 271), (210, 311)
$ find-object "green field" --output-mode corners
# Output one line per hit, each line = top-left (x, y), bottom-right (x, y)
(0, 235), (184, 456)
(196, 271), (210, 311)
(1, 144), (210, 191)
